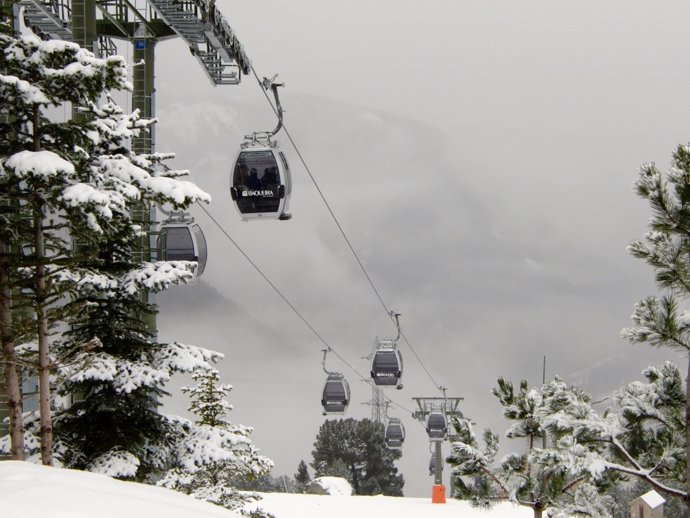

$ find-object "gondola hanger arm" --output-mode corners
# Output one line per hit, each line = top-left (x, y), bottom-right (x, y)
(321, 348), (335, 375)
(262, 75), (285, 137)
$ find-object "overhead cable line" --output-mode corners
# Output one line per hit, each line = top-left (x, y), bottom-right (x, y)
(196, 202), (414, 417)
(249, 66), (445, 395)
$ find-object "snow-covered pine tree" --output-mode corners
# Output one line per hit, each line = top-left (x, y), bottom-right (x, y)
(0, 27), (216, 478)
(533, 363), (687, 510)
(49, 97), (217, 481)
(620, 145), (690, 505)
(158, 367), (273, 511)
(0, 27), (141, 465)
(294, 459), (311, 493)
(447, 377), (614, 518)
(535, 146), (690, 510)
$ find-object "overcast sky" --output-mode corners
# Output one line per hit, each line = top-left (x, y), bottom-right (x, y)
(144, 1), (690, 497)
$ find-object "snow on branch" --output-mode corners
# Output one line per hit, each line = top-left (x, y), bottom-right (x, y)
(0, 74), (50, 105)
(5, 150), (75, 180)
(121, 261), (196, 294)
(154, 342), (223, 374)
(89, 450), (140, 479)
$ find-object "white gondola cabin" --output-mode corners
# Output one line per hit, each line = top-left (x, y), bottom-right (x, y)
(231, 78), (292, 221)
(158, 222), (208, 277)
(230, 142), (292, 221)
(321, 373), (350, 415)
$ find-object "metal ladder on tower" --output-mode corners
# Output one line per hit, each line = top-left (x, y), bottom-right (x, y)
(146, 0), (249, 85)
(20, 0), (72, 40)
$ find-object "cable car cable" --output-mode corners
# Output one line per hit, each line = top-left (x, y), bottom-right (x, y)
(250, 67), (390, 316)
(196, 202), (414, 416)
(249, 66), (446, 397)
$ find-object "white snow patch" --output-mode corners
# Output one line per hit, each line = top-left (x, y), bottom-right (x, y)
(309, 476), (353, 496)
(6, 150), (74, 178)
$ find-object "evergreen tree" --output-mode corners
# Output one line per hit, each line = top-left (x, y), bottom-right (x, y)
(0, 29), (142, 464)
(294, 459), (311, 493)
(530, 145), (690, 512)
(158, 367), (273, 510)
(0, 28), (215, 478)
(447, 377), (614, 518)
(310, 418), (404, 496)
(319, 458), (352, 482)
(621, 145), (690, 505)
(536, 361), (688, 511)
(0, 6), (26, 461)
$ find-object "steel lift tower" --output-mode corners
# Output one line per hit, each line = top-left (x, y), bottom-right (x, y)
(413, 392), (463, 503)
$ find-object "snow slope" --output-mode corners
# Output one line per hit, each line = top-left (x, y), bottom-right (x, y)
(247, 492), (532, 518)
(0, 461), (531, 518)
(1, 461), (237, 518)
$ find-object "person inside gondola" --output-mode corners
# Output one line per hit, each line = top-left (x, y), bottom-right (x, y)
(263, 167), (278, 186)
(247, 168), (261, 189)
(236, 164), (248, 186)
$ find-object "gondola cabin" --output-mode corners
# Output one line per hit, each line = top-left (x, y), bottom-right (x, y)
(230, 143), (292, 221)
(158, 223), (208, 277)
(429, 453), (437, 476)
(384, 418), (405, 449)
(321, 373), (350, 415)
(371, 345), (403, 388)
(426, 411), (447, 441)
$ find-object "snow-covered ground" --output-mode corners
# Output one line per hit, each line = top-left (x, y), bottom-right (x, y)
(1, 461), (531, 518)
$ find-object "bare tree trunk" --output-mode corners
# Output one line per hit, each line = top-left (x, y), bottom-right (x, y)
(0, 240), (24, 459)
(34, 202), (52, 466)
(30, 103), (52, 466)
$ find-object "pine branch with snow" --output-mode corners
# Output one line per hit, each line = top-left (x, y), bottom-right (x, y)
(617, 142), (690, 506)
(536, 363), (688, 503)
(448, 377), (612, 518)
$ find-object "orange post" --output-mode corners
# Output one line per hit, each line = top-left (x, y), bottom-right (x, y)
(431, 484), (446, 503)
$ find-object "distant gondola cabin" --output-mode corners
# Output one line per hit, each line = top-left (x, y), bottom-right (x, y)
(426, 411), (447, 440)
(321, 374), (350, 415)
(159, 223), (208, 277)
(384, 418), (405, 449)
(371, 347), (403, 388)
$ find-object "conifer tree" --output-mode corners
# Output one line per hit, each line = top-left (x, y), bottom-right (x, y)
(0, 29), (138, 465)
(49, 96), (214, 479)
(294, 460), (311, 493)
(621, 145), (690, 504)
(310, 418), (404, 496)
(528, 145), (690, 511)
(0, 28), (213, 476)
(158, 367), (273, 510)
(447, 377), (613, 518)
(0, 8), (27, 461)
